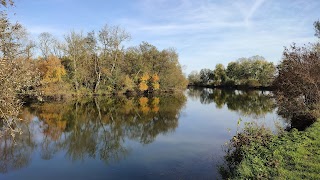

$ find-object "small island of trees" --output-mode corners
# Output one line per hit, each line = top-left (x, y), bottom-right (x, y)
(188, 55), (276, 89)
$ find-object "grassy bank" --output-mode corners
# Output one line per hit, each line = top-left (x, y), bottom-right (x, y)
(221, 120), (320, 179)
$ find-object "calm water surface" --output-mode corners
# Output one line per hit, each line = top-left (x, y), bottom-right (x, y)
(0, 88), (284, 179)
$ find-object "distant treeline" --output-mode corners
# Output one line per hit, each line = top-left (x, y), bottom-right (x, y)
(188, 55), (276, 88)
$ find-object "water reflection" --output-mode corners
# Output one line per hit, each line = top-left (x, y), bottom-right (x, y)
(1, 94), (186, 173)
(0, 89), (282, 178)
(0, 108), (36, 173)
(187, 87), (276, 118)
(274, 95), (317, 130)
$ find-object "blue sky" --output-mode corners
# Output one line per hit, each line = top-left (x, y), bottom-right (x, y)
(8, 0), (320, 74)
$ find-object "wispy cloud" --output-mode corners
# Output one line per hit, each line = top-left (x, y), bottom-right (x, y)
(244, 0), (266, 26)
(128, 0), (319, 73)
(120, 0), (247, 40)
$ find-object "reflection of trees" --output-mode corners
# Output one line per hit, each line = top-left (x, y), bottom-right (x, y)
(225, 91), (275, 117)
(187, 87), (215, 104)
(187, 87), (275, 117)
(0, 93), (186, 173)
(0, 114), (36, 173)
(30, 102), (71, 160)
(52, 94), (185, 162)
(274, 96), (317, 130)
(119, 95), (185, 144)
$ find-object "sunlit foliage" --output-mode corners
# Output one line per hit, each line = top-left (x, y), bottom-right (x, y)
(189, 56), (276, 87)
(48, 26), (187, 95)
(38, 55), (66, 84)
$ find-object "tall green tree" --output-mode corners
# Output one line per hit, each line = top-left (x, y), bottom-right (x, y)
(226, 61), (241, 83)
(213, 64), (227, 85)
(64, 31), (86, 92)
(199, 68), (214, 85)
(98, 25), (131, 91)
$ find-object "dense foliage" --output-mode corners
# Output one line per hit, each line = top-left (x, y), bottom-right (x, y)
(0, 1), (40, 137)
(273, 21), (320, 128)
(188, 56), (275, 87)
(36, 30), (187, 95)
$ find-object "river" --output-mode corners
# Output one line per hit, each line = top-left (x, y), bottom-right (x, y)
(0, 88), (285, 179)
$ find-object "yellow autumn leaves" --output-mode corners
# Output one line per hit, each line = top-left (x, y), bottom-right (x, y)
(138, 73), (160, 92)
(36, 56), (162, 94)
(38, 56), (66, 84)
(139, 97), (160, 114)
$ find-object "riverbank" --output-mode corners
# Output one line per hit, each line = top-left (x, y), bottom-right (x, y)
(188, 84), (274, 91)
(19, 88), (182, 103)
(221, 120), (320, 179)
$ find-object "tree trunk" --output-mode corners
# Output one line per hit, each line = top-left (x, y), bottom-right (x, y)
(94, 55), (101, 93)
(73, 54), (78, 92)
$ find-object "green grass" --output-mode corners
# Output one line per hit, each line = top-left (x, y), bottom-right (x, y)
(274, 123), (320, 179)
(222, 120), (320, 179)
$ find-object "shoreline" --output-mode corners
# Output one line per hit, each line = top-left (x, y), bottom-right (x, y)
(187, 84), (274, 91)
(18, 89), (185, 102)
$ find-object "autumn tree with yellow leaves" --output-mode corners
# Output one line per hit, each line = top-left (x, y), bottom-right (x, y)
(139, 73), (150, 92)
(38, 55), (66, 84)
(138, 73), (160, 92)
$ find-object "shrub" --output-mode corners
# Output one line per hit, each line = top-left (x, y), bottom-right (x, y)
(221, 122), (274, 179)
(220, 121), (320, 179)
(245, 79), (261, 87)
(273, 44), (320, 128)
(224, 79), (236, 87)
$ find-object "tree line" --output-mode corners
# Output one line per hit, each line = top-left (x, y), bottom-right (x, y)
(188, 20), (320, 128)
(188, 55), (276, 88)
(0, 14), (188, 98)
(36, 30), (187, 96)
